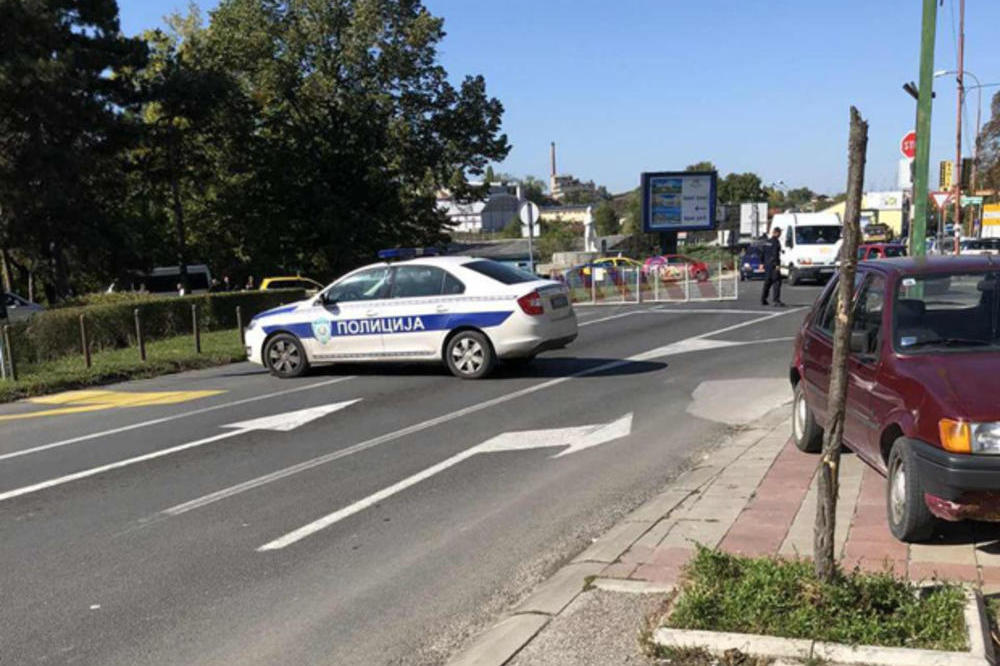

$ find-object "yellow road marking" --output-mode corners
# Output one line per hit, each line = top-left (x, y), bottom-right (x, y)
(0, 389), (225, 422)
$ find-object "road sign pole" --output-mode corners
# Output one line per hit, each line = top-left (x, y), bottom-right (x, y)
(911, 0), (938, 257)
(527, 211), (535, 274)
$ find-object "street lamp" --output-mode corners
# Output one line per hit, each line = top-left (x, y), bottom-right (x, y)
(935, 69), (983, 191)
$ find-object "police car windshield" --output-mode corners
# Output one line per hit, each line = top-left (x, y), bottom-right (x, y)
(463, 260), (536, 284)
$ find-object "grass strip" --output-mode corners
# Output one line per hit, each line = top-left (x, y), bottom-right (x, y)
(666, 546), (967, 652)
(0, 328), (244, 403)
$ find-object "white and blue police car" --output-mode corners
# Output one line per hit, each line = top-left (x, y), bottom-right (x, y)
(244, 251), (577, 379)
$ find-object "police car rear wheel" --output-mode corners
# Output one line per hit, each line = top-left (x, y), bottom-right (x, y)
(445, 331), (495, 379)
(265, 334), (309, 378)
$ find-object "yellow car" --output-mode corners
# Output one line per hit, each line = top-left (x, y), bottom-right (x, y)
(259, 276), (325, 294)
(581, 256), (642, 276)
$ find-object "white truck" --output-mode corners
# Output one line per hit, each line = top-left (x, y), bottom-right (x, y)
(772, 212), (843, 285)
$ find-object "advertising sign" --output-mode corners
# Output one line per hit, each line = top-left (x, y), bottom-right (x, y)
(864, 191), (902, 210)
(983, 203), (1000, 227)
(641, 171), (717, 233)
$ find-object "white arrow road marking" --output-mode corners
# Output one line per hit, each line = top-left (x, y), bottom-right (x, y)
(0, 401), (359, 503)
(0, 375), (356, 463)
(161, 309), (804, 520)
(256, 414), (633, 552)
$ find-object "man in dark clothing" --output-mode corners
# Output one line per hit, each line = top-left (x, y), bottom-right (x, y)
(761, 226), (785, 307)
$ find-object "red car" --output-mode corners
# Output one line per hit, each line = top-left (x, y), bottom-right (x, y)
(643, 254), (710, 282)
(791, 256), (1000, 542)
(857, 243), (906, 260)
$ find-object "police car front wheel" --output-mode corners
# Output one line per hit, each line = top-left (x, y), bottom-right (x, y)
(265, 333), (310, 378)
(445, 330), (495, 379)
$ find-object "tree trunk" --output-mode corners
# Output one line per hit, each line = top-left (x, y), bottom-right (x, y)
(170, 136), (189, 292)
(814, 107), (868, 582)
(0, 247), (12, 293)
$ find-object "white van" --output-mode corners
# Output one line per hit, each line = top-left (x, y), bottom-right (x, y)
(772, 212), (842, 285)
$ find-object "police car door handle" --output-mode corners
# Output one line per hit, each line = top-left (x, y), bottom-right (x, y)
(365, 310), (378, 317)
(435, 305), (449, 313)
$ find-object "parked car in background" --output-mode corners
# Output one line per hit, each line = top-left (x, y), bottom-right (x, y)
(643, 254), (710, 282)
(792, 256), (1000, 542)
(959, 238), (1000, 256)
(863, 222), (893, 243)
(2, 292), (44, 322)
(739, 242), (767, 280)
(857, 243), (907, 260)
(260, 276), (325, 294)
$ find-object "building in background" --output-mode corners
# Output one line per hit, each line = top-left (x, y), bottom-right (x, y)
(437, 182), (524, 233)
(821, 191), (907, 238)
(548, 142), (598, 202)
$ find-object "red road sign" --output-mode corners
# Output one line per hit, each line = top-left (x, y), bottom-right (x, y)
(900, 131), (917, 160)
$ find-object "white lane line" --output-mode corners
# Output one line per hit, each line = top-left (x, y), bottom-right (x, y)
(0, 375), (356, 463)
(161, 309), (804, 518)
(0, 431), (240, 502)
(0, 401), (360, 503)
(578, 307), (781, 327)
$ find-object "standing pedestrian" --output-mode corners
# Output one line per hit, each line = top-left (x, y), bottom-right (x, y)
(222, 275), (232, 291)
(177, 282), (186, 297)
(244, 275), (255, 291)
(761, 226), (785, 307)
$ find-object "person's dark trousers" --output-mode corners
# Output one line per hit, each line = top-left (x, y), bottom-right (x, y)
(761, 266), (782, 304)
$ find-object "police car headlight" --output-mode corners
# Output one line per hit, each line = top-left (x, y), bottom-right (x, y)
(743, 263), (751, 269)
(246, 319), (258, 331)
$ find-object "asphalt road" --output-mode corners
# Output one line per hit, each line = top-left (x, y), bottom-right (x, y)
(0, 283), (824, 665)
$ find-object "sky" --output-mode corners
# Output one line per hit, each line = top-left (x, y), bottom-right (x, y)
(118, 0), (1000, 197)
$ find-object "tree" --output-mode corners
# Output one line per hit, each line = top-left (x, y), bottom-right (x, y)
(536, 220), (578, 262)
(499, 217), (522, 239)
(786, 187), (817, 210)
(976, 92), (1000, 193)
(593, 201), (619, 235)
(191, 0), (510, 278)
(484, 166), (496, 183)
(718, 172), (765, 204)
(686, 161), (717, 172)
(121, 10), (246, 289)
(814, 107), (867, 582)
(521, 175), (555, 206)
(0, 0), (147, 301)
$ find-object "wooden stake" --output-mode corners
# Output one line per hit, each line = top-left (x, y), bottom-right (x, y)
(134, 308), (146, 361)
(2, 325), (16, 380)
(79, 314), (91, 368)
(192, 304), (201, 354)
(236, 306), (245, 348)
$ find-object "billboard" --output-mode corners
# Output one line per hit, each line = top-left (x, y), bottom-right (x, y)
(641, 171), (717, 233)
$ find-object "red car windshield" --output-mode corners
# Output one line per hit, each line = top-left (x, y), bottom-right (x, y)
(895, 272), (1000, 351)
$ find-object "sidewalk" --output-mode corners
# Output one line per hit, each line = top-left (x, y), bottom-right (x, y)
(449, 403), (1000, 666)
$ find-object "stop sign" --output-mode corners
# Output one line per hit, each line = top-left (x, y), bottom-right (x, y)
(900, 130), (917, 160)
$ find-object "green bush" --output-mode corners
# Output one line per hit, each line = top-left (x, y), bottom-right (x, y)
(5, 289), (305, 365)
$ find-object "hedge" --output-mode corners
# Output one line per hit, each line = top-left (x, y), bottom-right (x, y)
(5, 289), (306, 366)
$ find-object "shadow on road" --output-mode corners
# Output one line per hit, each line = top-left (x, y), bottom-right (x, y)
(305, 357), (668, 380)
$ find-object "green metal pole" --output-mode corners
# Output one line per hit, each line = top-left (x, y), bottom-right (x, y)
(910, 0), (937, 257)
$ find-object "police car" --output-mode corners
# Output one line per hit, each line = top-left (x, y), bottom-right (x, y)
(245, 251), (578, 379)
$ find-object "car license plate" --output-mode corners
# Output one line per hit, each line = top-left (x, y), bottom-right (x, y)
(551, 294), (568, 309)
(819, 268), (833, 274)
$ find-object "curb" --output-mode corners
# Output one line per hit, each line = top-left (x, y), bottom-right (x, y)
(445, 403), (792, 666)
(653, 589), (994, 666)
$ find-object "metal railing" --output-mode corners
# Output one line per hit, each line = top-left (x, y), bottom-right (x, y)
(555, 261), (739, 306)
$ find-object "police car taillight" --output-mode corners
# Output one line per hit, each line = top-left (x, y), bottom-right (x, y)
(517, 291), (544, 315)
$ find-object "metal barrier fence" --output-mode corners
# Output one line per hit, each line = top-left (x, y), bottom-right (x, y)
(555, 262), (739, 305)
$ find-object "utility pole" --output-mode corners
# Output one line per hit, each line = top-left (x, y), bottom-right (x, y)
(910, 0), (937, 257)
(953, 0), (965, 250)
